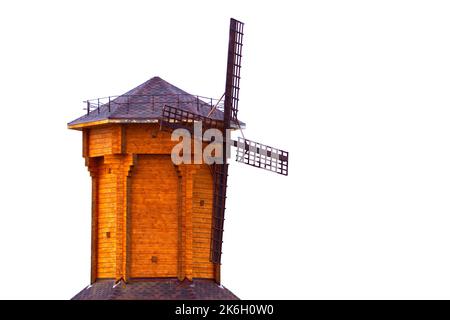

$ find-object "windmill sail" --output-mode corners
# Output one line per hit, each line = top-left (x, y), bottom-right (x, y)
(210, 18), (245, 264)
(158, 18), (288, 266)
(234, 137), (289, 176)
(224, 18), (244, 125)
(160, 105), (223, 134)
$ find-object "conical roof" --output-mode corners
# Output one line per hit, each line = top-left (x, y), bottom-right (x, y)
(68, 76), (227, 128)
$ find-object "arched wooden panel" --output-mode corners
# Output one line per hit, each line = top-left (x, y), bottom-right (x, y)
(130, 155), (179, 278)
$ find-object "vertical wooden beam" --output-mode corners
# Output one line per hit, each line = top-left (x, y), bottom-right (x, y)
(82, 129), (90, 158)
(112, 126), (123, 154)
(121, 124), (126, 153)
(123, 154), (135, 282)
(102, 155), (119, 281)
(104, 153), (135, 282)
(91, 171), (98, 283)
(176, 165), (185, 281)
(184, 166), (197, 281)
(112, 155), (123, 282)
(175, 165), (197, 281)
(85, 157), (98, 284)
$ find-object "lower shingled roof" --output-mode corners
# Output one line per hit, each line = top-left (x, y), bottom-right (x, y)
(72, 278), (239, 300)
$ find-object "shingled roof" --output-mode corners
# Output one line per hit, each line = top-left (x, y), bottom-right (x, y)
(68, 76), (230, 128)
(72, 279), (239, 300)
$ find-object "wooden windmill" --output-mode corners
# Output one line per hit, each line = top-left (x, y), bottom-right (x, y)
(69, 18), (288, 300)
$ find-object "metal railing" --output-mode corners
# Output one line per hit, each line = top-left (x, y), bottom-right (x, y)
(83, 94), (225, 116)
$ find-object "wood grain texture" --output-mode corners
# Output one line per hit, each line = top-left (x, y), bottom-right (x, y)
(81, 124), (218, 282)
(129, 155), (179, 278)
(85, 155), (99, 283)
(125, 124), (177, 155)
(192, 165), (215, 279)
(96, 157), (116, 278)
(89, 126), (113, 157)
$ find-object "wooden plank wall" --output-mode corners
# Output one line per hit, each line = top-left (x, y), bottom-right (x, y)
(89, 126), (113, 157)
(129, 155), (179, 278)
(125, 124), (174, 154)
(96, 157), (116, 278)
(85, 124), (217, 281)
(192, 165), (215, 279)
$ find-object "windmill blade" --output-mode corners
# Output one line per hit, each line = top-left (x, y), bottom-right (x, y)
(160, 18), (246, 265)
(224, 18), (244, 126)
(234, 137), (289, 176)
(210, 18), (244, 265)
(160, 105), (223, 134)
(210, 163), (228, 264)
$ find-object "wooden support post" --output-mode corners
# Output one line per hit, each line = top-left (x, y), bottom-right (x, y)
(175, 165), (197, 281)
(176, 165), (185, 280)
(85, 156), (98, 284)
(90, 171), (98, 283)
(82, 129), (90, 158)
(184, 166), (196, 281)
(123, 154), (135, 282)
(103, 154), (135, 282)
(120, 125), (126, 153)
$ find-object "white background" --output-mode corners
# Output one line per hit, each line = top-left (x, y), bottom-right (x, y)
(1, 0), (450, 299)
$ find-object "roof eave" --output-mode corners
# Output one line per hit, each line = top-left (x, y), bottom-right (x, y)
(68, 118), (246, 130)
(67, 118), (159, 130)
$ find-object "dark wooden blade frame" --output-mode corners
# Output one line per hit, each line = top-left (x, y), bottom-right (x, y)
(235, 137), (289, 176)
(160, 105), (223, 134)
(161, 105), (289, 176)
(224, 18), (244, 124)
(159, 19), (288, 266)
(210, 18), (245, 265)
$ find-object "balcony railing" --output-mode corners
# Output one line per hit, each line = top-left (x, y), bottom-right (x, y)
(83, 94), (224, 116)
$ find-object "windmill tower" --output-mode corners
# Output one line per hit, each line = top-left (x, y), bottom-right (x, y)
(70, 18), (288, 300)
